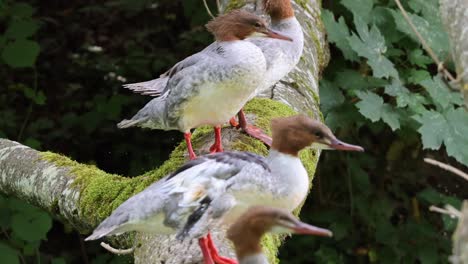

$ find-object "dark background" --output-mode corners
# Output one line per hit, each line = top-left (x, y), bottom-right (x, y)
(1, 0), (467, 263)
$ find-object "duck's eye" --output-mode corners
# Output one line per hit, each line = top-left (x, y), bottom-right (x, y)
(314, 131), (323, 138)
(254, 22), (262, 28)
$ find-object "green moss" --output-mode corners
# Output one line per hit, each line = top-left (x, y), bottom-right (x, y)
(243, 98), (297, 133)
(225, 0), (246, 12)
(40, 152), (145, 226)
(262, 234), (282, 264)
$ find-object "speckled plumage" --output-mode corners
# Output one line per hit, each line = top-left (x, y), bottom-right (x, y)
(84, 150), (309, 241)
(118, 41), (266, 132)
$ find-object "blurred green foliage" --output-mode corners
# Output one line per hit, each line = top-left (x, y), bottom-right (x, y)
(0, 0), (467, 263)
(280, 0), (467, 263)
(1, 0), (212, 263)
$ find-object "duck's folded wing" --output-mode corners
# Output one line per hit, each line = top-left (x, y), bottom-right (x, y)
(172, 152), (271, 239)
(122, 43), (219, 97)
(85, 152), (269, 241)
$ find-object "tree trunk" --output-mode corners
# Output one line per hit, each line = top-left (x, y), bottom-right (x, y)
(451, 201), (468, 264)
(0, 0), (328, 263)
(439, 0), (468, 107)
(439, 1), (468, 261)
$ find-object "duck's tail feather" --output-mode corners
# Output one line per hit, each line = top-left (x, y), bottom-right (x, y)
(123, 78), (168, 97)
(117, 119), (145, 129)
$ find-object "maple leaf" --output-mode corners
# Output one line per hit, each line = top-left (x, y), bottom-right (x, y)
(322, 10), (358, 61)
(347, 16), (398, 79)
(356, 91), (400, 131)
(416, 108), (468, 165)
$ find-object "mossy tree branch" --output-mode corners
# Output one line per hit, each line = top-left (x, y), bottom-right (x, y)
(0, 0), (328, 263)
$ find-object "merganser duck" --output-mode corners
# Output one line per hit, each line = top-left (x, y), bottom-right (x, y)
(229, 0), (304, 145)
(227, 206), (332, 264)
(117, 10), (292, 160)
(85, 115), (363, 264)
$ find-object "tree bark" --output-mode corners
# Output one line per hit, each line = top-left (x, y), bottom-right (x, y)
(0, 0), (328, 263)
(439, 0), (468, 107)
(439, 1), (468, 261)
(451, 201), (468, 264)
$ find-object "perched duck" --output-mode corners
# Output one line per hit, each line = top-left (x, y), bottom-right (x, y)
(227, 206), (332, 264)
(230, 0), (305, 145)
(85, 115), (363, 264)
(118, 10), (292, 160)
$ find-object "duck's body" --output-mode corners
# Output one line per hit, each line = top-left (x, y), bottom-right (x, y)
(118, 41), (266, 132)
(118, 10), (292, 159)
(85, 150), (307, 240)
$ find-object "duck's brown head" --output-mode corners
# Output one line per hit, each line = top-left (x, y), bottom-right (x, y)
(206, 9), (292, 41)
(270, 114), (364, 156)
(263, 0), (295, 21)
(227, 206), (332, 259)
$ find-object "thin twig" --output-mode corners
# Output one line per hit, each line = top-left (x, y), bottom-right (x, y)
(429, 205), (462, 218)
(424, 158), (468, 182)
(216, 0), (221, 14)
(203, 0), (215, 19)
(100, 242), (134, 255)
(394, 0), (456, 83)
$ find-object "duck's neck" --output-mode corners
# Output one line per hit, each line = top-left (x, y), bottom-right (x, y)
(239, 253), (269, 264)
(267, 149), (306, 181)
(232, 231), (265, 264)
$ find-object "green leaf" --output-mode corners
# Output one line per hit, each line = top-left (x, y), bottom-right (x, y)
(322, 10), (358, 61)
(443, 108), (468, 165)
(417, 245), (439, 264)
(24, 137), (41, 149)
(384, 79), (427, 113)
(347, 17), (398, 78)
(416, 108), (468, 165)
(417, 188), (446, 205)
(5, 19), (39, 39)
(22, 241), (40, 256)
(10, 3), (35, 17)
(419, 76), (464, 109)
(391, 10), (449, 59)
(356, 91), (383, 122)
(335, 69), (387, 91)
(2, 39), (40, 68)
(319, 80), (345, 113)
(405, 69), (430, 84)
(416, 110), (447, 149)
(341, 0), (373, 24)
(325, 104), (364, 130)
(51, 258), (67, 264)
(329, 221), (348, 240)
(22, 87), (47, 105)
(371, 7), (403, 44)
(10, 209), (52, 242)
(356, 91), (400, 130)
(408, 49), (432, 67)
(0, 243), (19, 264)
(408, 0), (440, 21)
